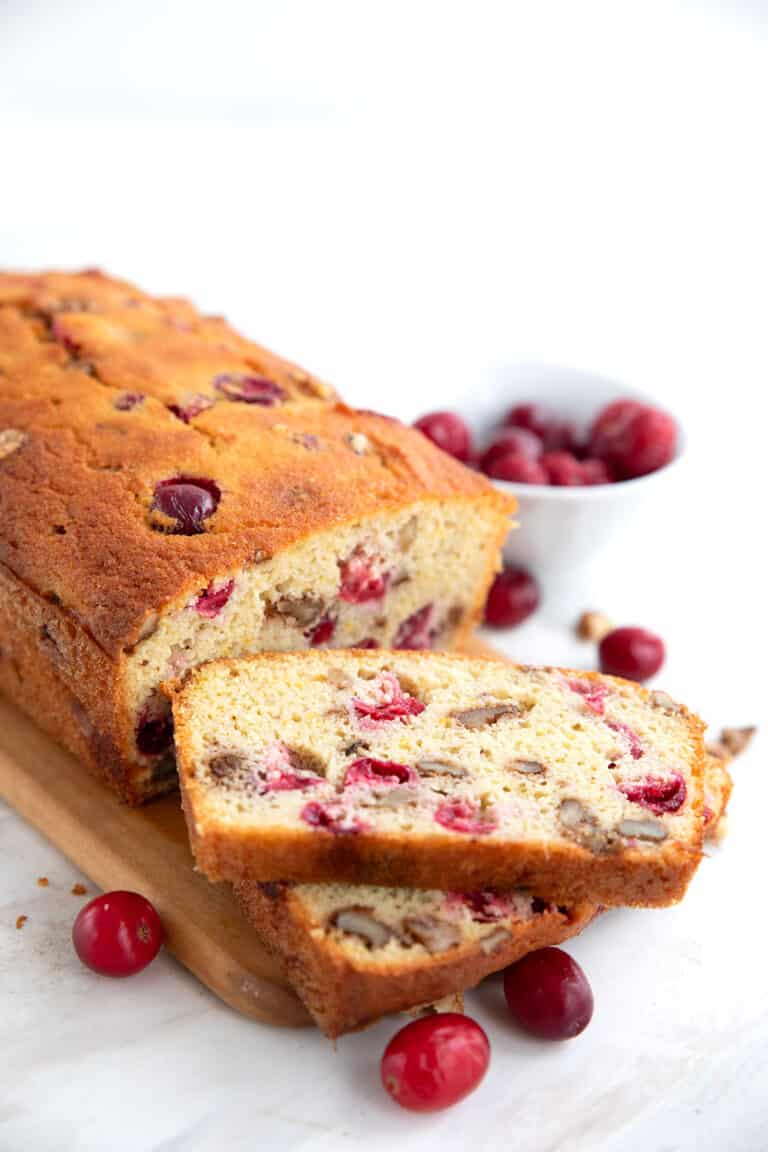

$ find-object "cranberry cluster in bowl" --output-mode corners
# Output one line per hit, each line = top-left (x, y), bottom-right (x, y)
(414, 397), (678, 487)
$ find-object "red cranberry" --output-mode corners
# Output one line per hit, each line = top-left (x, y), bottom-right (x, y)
(343, 757), (417, 787)
(307, 615), (336, 646)
(256, 742), (322, 793)
(393, 603), (435, 649)
(619, 770), (686, 813)
(381, 1013), (490, 1112)
(72, 891), (164, 977)
(352, 672), (426, 725)
(505, 403), (556, 440)
(460, 889), (518, 922)
(213, 374), (286, 405)
(301, 800), (368, 835)
(541, 451), (584, 486)
(413, 411), (473, 463)
(114, 392), (144, 411)
(339, 549), (389, 603)
(599, 627), (665, 682)
(541, 421), (579, 453)
(606, 719), (644, 760)
(136, 707), (173, 756)
(51, 316), (81, 354)
(480, 427), (543, 471)
(566, 677), (609, 716)
(354, 637), (379, 649)
(152, 476), (220, 534)
(580, 457), (613, 485)
(483, 452), (548, 484)
(589, 399), (676, 479)
(503, 947), (593, 1040)
(484, 567), (539, 628)
(168, 394), (215, 423)
(435, 799), (496, 835)
(193, 578), (235, 619)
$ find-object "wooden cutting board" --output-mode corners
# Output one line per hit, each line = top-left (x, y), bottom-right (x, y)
(0, 636), (503, 1027)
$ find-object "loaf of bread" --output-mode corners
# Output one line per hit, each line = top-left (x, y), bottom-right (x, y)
(0, 270), (512, 802)
(236, 880), (596, 1036)
(234, 750), (727, 1036)
(170, 651), (706, 905)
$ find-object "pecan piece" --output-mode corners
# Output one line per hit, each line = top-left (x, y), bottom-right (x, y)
(451, 702), (522, 729)
(617, 817), (668, 842)
(511, 759), (545, 775)
(273, 595), (325, 628)
(402, 914), (461, 954)
(417, 760), (467, 778)
(329, 906), (393, 949)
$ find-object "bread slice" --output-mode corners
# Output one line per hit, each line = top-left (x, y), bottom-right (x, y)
(170, 651), (706, 905)
(233, 749), (728, 1036)
(235, 880), (596, 1037)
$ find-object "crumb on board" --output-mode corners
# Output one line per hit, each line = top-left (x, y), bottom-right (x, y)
(37, 877), (49, 887)
(71, 883), (88, 896)
(16, 915), (28, 930)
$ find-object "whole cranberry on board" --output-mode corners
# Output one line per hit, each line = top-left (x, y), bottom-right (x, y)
(381, 1013), (490, 1112)
(413, 411), (473, 463)
(503, 947), (594, 1040)
(599, 626), (665, 682)
(72, 891), (164, 977)
(484, 566), (540, 628)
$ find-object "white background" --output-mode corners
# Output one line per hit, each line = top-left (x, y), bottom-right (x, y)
(1, 3), (766, 1149)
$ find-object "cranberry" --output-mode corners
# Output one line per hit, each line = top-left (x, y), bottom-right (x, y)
(152, 476), (220, 534)
(619, 771), (686, 813)
(301, 800), (368, 835)
(72, 891), (164, 977)
(352, 672), (426, 726)
(393, 603), (435, 649)
(136, 707), (173, 756)
(114, 392), (144, 411)
(307, 615), (336, 646)
(505, 403), (556, 440)
(541, 451), (584, 486)
(606, 719), (644, 760)
(339, 549), (389, 603)
(257, 742), (322, 793)
(51, 316), (80, 354)
(503, 947), (593, 1040)
(343, 757), (417, 787)
(483, 452), (548, 484)
(193, 578), (234, 619)
(459, 889), (518, 922)
(435, 799), (496, 835)
(484, 566), (539, 628)
(212, 374), (286, 405)
(479, 428), (543, 471)
(566, 677), (609, 716)
(413, 411), (473, 463)
(381, 1013), (490, 1112)
(589, 399), (676, 479)
(580, 457), (613, 485)
(599, 627), (665, 682)
(354, 637), (379, 649)
(541, 421), (579, 453)
(168, 394), (215, 423)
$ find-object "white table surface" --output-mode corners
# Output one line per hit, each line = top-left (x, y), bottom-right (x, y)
(1, 3), (766, 1149)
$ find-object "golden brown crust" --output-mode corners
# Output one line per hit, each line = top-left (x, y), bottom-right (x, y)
(0, 269), (512, 658)
(172, 652), (706, 908)
(235, 880), (596, 1037)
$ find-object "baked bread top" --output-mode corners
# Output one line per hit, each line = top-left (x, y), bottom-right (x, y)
(0, 270), (512, 657)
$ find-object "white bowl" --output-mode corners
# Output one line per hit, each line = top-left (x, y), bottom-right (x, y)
(466, 364), (686, 596)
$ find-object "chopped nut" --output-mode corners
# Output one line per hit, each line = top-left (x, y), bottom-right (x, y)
(558, 798), (593, 829)
(71, 883), (88, 896)
(36, 877), (49, 887)
(720, 726), (756, 757)
(208, 752), (246, 779)
(329, 906), (394, 949)
(511, 759), (545, 775)
(617, 817), (668, 842)
(650, 690), (680, 715)
(407, 992), (464, 1018)
(402, 914), (461, 954)
(576, 610), (614, 643)
(273, 595), (325, 628)
(346, 432), (370, 455)
(373, 787), (419, 808)
(479, 927), (512, 954)
(706, 742), (730, 762)
(417, 759), (467, 778)
(451, 703), (522, 729)
(15, 915), (28, 930)
(0, 429), (26, 460)
(558, 798), (615, 852)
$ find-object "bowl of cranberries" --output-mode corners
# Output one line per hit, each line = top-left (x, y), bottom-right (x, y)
(413, 366), (684, 576)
